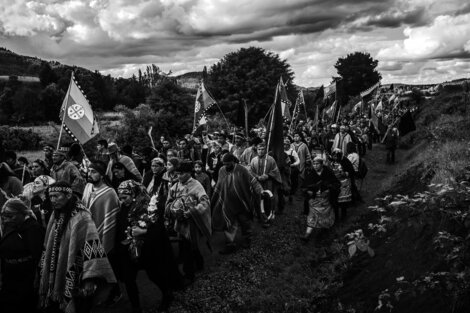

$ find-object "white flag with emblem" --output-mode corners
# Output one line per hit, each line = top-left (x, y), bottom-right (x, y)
(59, 74), (99, 144)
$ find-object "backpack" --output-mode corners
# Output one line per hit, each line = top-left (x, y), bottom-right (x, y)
(357, 158), (368, 179)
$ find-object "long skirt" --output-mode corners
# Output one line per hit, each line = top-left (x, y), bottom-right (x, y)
(307, 194), (335, 229)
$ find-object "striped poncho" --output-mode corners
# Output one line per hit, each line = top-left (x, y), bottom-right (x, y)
(82, 183), (120, 254)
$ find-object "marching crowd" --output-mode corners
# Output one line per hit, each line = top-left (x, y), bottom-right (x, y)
(0, 115), (400, 313)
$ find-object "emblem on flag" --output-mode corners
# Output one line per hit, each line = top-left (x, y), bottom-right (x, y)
(68, 104), (85, 120)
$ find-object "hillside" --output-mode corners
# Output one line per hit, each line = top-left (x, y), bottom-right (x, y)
(0, 47), (91, 77)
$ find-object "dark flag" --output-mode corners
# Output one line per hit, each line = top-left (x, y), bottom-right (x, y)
(193, 81), (217, 132)
(398, 110), (416, 136)
(266, 82), (284, 165)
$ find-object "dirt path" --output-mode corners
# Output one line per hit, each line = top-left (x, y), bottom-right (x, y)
(96, 143), (407, 313)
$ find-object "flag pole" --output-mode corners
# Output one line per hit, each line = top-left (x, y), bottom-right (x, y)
(243, 99), (249, 138)
(57, 72), (74, 149)
(264, 83), (279, 175)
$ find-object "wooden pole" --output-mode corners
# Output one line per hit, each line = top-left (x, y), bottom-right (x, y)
(57, 73), (73, 149)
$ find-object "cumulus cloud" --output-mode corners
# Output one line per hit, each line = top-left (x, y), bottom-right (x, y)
(377, 13), (470, 60)
(0, 0), (469, 87)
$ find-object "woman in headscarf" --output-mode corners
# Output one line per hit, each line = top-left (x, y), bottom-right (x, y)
(0, 198), (44, 313)
(116, 180), (182, 313)
(301, 157), (340, 243)
(22, 175), (56, 229)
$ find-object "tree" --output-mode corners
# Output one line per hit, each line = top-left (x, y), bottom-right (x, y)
(207, 47), (295, 126)
(334, 52), (382, 101)
(39, 62), (57, 87)
(146, 79), (194, 135)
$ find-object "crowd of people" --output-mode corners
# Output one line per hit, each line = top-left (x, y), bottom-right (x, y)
(0, 114), (399, 313)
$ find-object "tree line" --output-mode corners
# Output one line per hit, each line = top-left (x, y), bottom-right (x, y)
(0, 47), (381, 135)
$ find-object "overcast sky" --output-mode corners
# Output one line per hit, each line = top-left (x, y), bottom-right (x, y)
(1, 0), (469, 87)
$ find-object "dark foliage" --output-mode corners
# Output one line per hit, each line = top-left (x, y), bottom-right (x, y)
(206, 47), (295, 126)
(0, 126), (43, 150)
(334, 52), (382, 101)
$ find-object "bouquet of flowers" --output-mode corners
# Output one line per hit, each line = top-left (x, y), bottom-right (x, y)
(123, 194), (159, 261)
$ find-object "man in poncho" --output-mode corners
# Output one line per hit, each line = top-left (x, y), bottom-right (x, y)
(212, 153), (264, 254)
(39, 181), (116, 313)
(249, 142), (282, 217)
(165, 161), (211, 282)
(82, 161), (121, 305)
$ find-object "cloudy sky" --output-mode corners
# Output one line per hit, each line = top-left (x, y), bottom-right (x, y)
(1, 0), (469, 87)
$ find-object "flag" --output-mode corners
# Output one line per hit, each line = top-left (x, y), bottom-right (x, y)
(290, 90), (305, 131)
(266, 83), (285, 167)
(325, 100), (336, 119)
(353, 100), (362, 112)
(375, 100), (383, 113)
(370, 102), (378, 130)
(360, 81), (380, 104)
(323, 81), (336, 100)
(193, 81), (217, 132)
(279, 77), (292, 122)
(59, 74), (99, 144)
(334, 79), (344, 122)
(398, 110), (416, 136)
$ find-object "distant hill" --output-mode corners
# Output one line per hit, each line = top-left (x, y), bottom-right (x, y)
(0, 47), (92, 78)
(174, 71), (201, 90)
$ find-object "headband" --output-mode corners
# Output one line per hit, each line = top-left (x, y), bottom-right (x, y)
(48, 186), (73, 195)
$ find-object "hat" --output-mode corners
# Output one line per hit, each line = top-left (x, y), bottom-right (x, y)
(175, 160), (193, 173)
(331, 124), (338, 128)
(107, 143), (119, 155)
(89, 161), (107, 176)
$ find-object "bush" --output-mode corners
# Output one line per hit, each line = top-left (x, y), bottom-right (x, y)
(0, 126), (43, 150)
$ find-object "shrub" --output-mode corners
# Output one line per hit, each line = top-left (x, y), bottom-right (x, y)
(0, 126), (43, 150)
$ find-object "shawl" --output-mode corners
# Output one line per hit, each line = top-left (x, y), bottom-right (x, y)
(165, 178), (211, 246)
(82, 183), (120, 254)
(211, 164), (262, 231)
(293, 142), (312, 178)
(249, 155), (282, 191)
(39, 200), (116, 313)
(332, 133), (352, 156)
